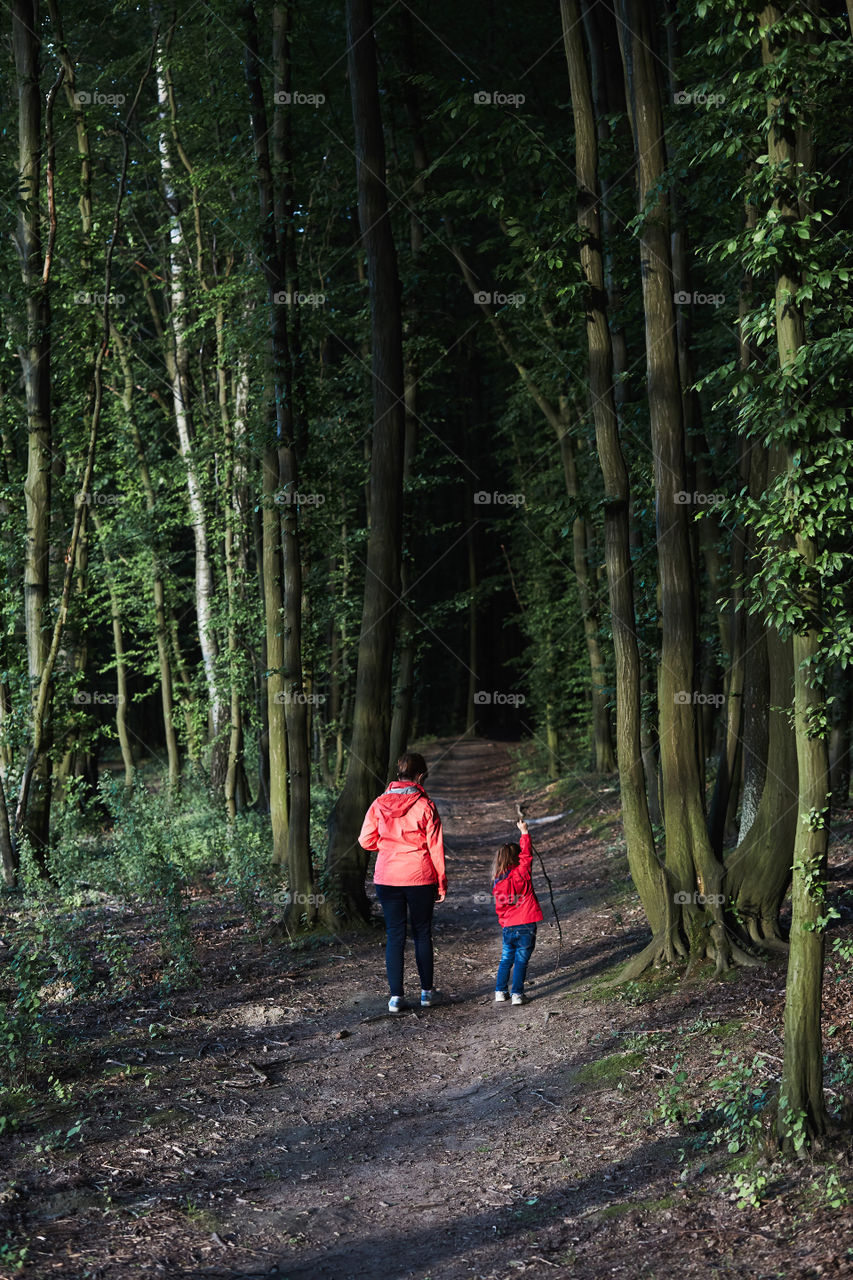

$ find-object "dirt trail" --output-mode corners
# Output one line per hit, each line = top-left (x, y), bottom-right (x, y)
(11, 738), (853, 1279)
(214, 735), (654, 1280)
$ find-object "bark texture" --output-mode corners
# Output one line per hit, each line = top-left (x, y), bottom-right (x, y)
(323, 0), (406, 923)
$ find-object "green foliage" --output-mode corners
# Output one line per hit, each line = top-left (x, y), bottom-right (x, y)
(0, 1232), (29, 1273)
(221, 812), (281, 933)
(731, 1164), (770, 1210)
(651, 1055), (688, 1125)
(650, 1049), (775, 1156)
(777, 1095), (808, 1154)
(94, 782), (194, 987)
(820, 1169), (849, 1210)
(703, 1051), (773, 1153)
(0, 946), (52, 1088)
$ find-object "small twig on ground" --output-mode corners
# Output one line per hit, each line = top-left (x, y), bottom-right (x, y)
(530, 1089), (561, 1109)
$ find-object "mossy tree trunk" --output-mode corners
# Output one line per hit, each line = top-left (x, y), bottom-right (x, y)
(323, 0), (405, 924)
(13, 0), (53, 861)
(562, 0), (666, 958)
(244, 2), (315, 921)
(758, 1), (828, 1147)
(614, 0), (742, 974)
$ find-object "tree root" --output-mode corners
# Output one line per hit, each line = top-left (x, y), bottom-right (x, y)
(747, 917), (789, 953)
(607, 927), (683, 984)
(610, 921), (764, 984)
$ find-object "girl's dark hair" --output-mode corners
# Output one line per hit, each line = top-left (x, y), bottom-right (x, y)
(396, 751), (428, 781)
(492, 842), (520, 882)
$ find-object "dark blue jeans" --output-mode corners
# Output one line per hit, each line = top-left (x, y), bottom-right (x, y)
(496, 923), (537, 996)
(375, 883), (437, 997)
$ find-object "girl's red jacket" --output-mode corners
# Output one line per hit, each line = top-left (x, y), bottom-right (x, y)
(492, 834), (544, 927)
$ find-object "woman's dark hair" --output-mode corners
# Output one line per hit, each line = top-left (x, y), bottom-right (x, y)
(492, 842), (520, 882)
(396, 751), (428, 782)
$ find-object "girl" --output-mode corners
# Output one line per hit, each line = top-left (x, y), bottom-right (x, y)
(491, 818), (543, 1005)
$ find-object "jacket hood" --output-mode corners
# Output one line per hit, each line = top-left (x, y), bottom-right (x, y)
(373, 781), (428, 819)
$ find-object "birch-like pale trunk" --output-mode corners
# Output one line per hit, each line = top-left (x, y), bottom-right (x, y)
(155, 53), (228, 788)
(13, 0), (53, 860)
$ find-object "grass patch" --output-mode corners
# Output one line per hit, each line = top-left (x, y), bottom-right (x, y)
(565, 964), (681, 1007)
(574, 1050), (646, 1085)
(595, 1201), (632, 1220)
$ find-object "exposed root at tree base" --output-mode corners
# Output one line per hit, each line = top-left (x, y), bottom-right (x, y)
(610, 929), (764, 984)
(608, 928), (685, 984)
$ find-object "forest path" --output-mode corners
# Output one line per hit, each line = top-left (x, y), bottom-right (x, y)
(201, 737), (709, 1279)
(18, 737), (816, 1280)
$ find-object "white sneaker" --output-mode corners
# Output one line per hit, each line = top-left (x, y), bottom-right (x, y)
(511, 993), (525, 1006)
(388, 996), (405, 1014)
(495, 991), (509, 1002)
(420, 989), (436, 1007)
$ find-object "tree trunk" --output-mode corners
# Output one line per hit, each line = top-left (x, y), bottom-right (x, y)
(828, 660), (851, 808)
(759, 1), (828, 1145)
(111, 325), (181, 790)
(388, 398), (418, 770)
(709, 191), (761, 852)
(324, 0), (405, 923)
(243, 1), (313, 916)
(217, 302), (245, 820)
(387, 7), (427, 772)
(725, 620), (797, 947)
(263, 447), (289, 861)
(556, 410), (615, 772)
(91, 511), (134, 787)
(614, 0), (734, 974)
(13, 0), (52, 859)
(0, 773), (15, 887)
(154, 43), (228, 791)
(561, 0), (666, 957)
(271, 4), (313, 916)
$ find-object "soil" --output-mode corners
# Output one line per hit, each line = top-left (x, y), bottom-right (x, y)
(2, 737), (853, 1280)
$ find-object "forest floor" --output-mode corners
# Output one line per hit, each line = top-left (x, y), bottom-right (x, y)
(3, 737), (853, 1280)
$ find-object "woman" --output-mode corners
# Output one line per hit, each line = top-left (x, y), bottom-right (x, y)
(359, 751), (447, 1014)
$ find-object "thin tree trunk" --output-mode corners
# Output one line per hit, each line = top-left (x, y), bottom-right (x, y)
(556, 407), (615, 772)
(0, 772), (15, 887)
(466, 509), (479, 735)
(91, 511), (134, 787)
(263, 447), (288, 858)
(614, 0), (739, 974)
(47, 0), (98, 797)
(388, 399), (418, 769)
(243, 1), (313, 914)
(561, 0), (666, 956)
(217, 302), (245, 820)
(271, 3), (313, 914)
(111, 325), (181, 790)
(13, 0), (53, 859)
(154, 39), (228, 791)
(759, 1), (828, 1144)
(387, 7), (427, 770)
(324, 0), (406, 923)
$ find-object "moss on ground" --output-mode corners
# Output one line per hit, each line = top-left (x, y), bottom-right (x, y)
(574, 1049), (646, 1084)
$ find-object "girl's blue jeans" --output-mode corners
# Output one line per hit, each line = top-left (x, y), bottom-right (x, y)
(495, 923), (537, 995)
